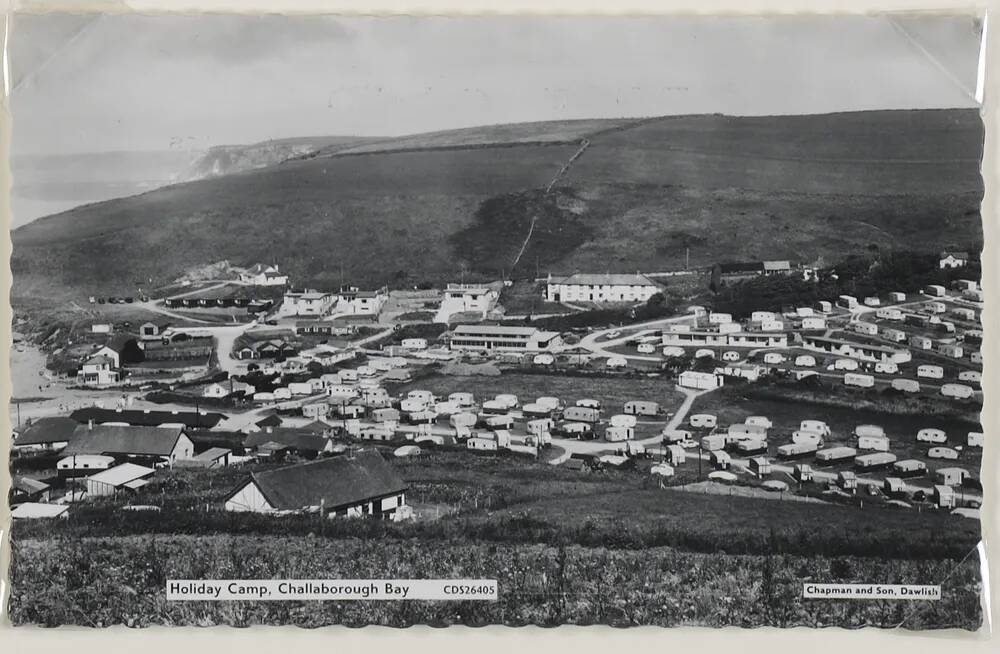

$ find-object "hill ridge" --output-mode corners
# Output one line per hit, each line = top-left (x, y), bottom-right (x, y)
(11, 108), (983, 308)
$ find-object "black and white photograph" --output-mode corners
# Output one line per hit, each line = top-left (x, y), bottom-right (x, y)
(4, 11), (989, 629)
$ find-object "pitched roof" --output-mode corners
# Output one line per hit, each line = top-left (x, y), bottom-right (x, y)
(236, 450), (407, 511)
(551, 273), (659, 287)
(243, 428), (330, 452)
(104, 335), (137, 354)
(193, 447), (232, 462)
(255, 414), (283, 428)
(941, 251), (970, 259)
(86, 463), (156, 487)
(12, 475), (51, 494)
(301, 420), (334, 434)
(71, 407), (226, 429)
(11, 503), (69, 519)
(717, 261), (765, 274)
(15, 417), (79, 446)
(63, 425), (185, 457)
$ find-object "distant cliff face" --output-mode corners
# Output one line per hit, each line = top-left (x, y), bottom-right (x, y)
(178, 135), (386, 181)
(179, 141), (323, 181)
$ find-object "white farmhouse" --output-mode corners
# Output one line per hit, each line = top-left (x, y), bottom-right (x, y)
(240, 264), (289, 286)
(544, 273), (661, 304)
(939, 251), (969, 269)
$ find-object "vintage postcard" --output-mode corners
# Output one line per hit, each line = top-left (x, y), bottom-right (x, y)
(3, 12), (989, 630)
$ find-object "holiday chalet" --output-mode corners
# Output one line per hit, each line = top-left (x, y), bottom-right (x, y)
(224, 449), (408, 519)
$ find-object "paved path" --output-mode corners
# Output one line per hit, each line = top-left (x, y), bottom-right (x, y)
(573, 312), (700, 360)
(133, 300), (217, 324)
(546, 386), (714, 465)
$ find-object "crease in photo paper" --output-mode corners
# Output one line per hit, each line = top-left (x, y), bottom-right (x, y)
(1, 11), (991, 631)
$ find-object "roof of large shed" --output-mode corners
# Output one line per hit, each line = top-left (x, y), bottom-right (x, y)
(15, 417), (79, 446)
(243, 428), (329, 452)
(64, 424), (185, 457)
(71, 407), (226, 429)
(238, 449), (407, 511)
(87, 463), (156, 486)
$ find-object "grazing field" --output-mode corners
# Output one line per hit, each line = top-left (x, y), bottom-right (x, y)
(498, 279), (572, 316)
(8, 448), (983, 628)
(8, 535), (981, 628)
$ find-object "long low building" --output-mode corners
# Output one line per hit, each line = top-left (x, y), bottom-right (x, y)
(799, 335), (911, 364)
(448, 325), (562, 352)
(662, 331), (788, 348)
(544, 273), (661, 304)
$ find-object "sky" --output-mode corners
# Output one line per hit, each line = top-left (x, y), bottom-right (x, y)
(9, 13), (984, 156)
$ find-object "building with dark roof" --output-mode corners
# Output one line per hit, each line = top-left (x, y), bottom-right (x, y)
(242, 427), (333, 457)
(70, 407), (226, 429)
(713, 260), (794, 281)
(13, 417), (79, 451)
(223, 449), (408, 518)
(63, 424), (195, 463)
(11, 476), (52, 504)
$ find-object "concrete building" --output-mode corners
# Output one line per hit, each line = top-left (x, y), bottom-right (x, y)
(337, 286), (389, 316)
(800, 335), (911, 364)
(448, 325), (561, 352)
(283, 290), (337, 316)
(440, 283), (499, 318)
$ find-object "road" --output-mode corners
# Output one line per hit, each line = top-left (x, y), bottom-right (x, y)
(133, 299), (217, 324)
(573, 312), (700, 361)
(546, 385), (714, 464)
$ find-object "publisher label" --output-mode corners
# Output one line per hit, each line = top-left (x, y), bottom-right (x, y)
(803, 584), (941, 600)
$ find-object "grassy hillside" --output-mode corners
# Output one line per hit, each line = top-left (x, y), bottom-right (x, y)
(324, 117), (641, 155)
(12, 109), (983, 311)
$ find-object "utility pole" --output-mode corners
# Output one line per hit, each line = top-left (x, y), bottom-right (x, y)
(686, 248), (690, 271)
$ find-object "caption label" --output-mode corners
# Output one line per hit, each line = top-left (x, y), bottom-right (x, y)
(167, 579), (498, 601)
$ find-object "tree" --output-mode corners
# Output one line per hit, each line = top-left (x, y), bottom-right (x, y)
(709, 264), (722, 294)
